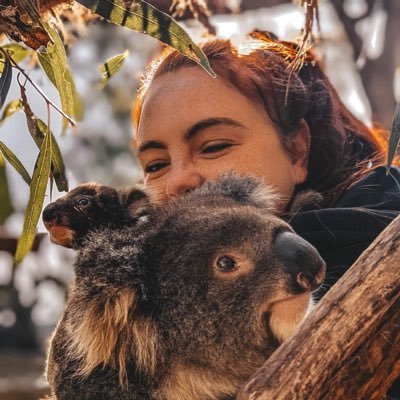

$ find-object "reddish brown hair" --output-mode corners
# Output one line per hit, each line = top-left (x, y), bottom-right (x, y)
(133, 33), (385, 206)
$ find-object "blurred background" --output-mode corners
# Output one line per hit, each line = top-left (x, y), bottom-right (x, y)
(0, 0), (399, 398)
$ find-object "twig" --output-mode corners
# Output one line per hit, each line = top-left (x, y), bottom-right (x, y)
(0, 47), (75, 126)
(290, 0), (320, 72)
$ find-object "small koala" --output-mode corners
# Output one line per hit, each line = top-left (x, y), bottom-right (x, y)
(43, 174), (325, 400)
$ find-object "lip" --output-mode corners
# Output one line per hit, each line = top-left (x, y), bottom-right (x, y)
(46, 224), (74, 248)
(262, 292), (312, 343)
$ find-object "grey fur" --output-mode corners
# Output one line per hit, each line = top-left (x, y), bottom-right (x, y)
(45, 174), (325, 400)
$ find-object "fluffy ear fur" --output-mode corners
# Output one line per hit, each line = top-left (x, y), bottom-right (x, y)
(196, 172), (280, 213)
(96, 186), (121, 218)
(119, 185), (152, 222)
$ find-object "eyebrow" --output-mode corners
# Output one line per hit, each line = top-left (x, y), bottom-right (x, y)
(137, 117), (247, 155)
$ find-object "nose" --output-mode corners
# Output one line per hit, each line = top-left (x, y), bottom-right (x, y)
(274, 231), (326, 293)
(165, 165), (204, 197)
(42, 202), (58, 223)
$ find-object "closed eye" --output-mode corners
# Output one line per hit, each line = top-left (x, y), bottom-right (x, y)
(201, 142), (233, 154)
(145, 161), (169, 174)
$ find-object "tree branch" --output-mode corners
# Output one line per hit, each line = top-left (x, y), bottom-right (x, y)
(238, 215), (400, 400)
(0, 47), (75, 127)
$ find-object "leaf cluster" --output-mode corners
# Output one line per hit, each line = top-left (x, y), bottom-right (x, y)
(0, 0), (215, 263)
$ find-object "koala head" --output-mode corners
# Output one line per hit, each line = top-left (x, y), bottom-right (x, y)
(69, 174), (325, 399)
(145, 175), (324, 381)
(42, 183), (150, 249)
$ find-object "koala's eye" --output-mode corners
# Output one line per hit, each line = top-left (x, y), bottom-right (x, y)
(77, 197), (91, 207)
(216, 256), (237, 272)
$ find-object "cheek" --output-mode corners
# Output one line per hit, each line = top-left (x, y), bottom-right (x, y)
(144, 178), (169, 203)
(260, 160), (297, 200)
(231, 147), (296, 201)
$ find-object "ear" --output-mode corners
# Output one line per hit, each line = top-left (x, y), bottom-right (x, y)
(97, 186), (121, 216)
(98, 186), (120, 202)
(120, 185), (152, 221)
(198, 173), (279, 213)
(285, 119), (311, 184)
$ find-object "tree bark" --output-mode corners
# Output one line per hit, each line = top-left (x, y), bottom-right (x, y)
(237, 215), (400, 400)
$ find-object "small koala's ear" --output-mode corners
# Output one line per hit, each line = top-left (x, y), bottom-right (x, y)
(119, 185), (152, 221)
(198, 173), (279, 213)
(96, 186), (121, 217)
(98, 186), (120, 203)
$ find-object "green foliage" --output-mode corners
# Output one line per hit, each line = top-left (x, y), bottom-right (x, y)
(0, 43), (72, 263)
(0, 44), (30, 73)
(0, 152), (14, 225)
(76, 0), (215, 77)
(0, 1), (213, 262)
(387, 101), (400, 173)
(38, 26), (78, 132)
(100, 50), (129, 84)
(37, 119), (68, 192)
(15, 124), (52, 264)
(0, 141), (32, 185)
(0, 99), (23, 126)
(0, 58), (12, 110)
(20, 86), (68, 192)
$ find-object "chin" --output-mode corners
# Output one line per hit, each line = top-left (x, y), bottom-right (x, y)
(268, 292), (313, 342)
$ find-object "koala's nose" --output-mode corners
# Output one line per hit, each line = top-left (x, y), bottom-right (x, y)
(42, 202), (58, 223)
(274, 231), (326, 292)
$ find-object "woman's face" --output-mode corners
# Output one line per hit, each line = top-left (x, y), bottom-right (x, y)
(136, 67), (309, 210)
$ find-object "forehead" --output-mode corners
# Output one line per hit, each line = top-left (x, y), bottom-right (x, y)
(137, 67), (267, 143)
(67, 184), (99, 198)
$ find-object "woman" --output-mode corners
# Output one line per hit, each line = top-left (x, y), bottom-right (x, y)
(132, 32), (399, 397)
(133, 31), (399, 291)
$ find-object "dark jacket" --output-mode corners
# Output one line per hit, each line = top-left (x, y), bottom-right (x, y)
(285, 166), (400, 399)
(287, 165), (400, 299)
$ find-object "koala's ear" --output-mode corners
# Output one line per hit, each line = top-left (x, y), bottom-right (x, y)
(98, 186), (120, 202)
(120, 185), (152, 221)
(199, 173), (279, 213)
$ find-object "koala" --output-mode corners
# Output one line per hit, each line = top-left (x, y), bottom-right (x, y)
(43, 174), (325, 400)
(42, 183), (150, 249)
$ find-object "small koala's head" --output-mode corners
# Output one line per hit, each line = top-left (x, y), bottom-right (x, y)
(42, 183), (149, 249)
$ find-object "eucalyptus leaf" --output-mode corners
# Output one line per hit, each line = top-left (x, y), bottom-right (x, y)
(76, 0), (215, 77)
(0, 153), (14, 225)
(37, 119), (68, 192)
(71, 75), (84, 122)
(0, 44), (30, 73)
(100, 50), (129, 84)
(15, 125), (52, 263)
(21, 86), (43, 148)
(38, 25), (74, 132)
(0, 58), (12, 110)
(0, 99), (23, 126)
(20, 83), (69, 192)
(0, 141), (32, 185)
(38, 48), (83, 122)
(387, 101), (400, 173)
